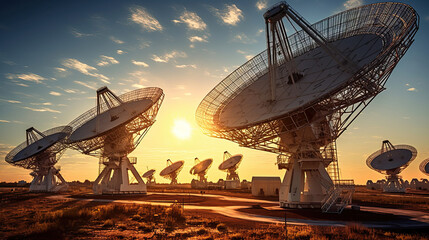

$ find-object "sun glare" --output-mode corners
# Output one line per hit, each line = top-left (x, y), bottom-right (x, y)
(172, 119), (192, 140)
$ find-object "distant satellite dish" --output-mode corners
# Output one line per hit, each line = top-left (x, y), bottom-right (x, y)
(219, 151), (242, 181)
(366, 140), (417, 192)
(68, 86), (164, 194)
(160, 159), (184, 184)
(5, 126), (71, 192)
(142, 169), (156, 185)
(143, 169), (156, 178)
(419, 158), (429, 176)
(190, 158), (213, 182)
(196, 1), (418, 210)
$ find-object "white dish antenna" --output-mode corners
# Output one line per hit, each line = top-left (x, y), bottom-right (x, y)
(142, 169), (156, 185)
(366, 140), (417, 192)
(196, 1), (418, 211)
(419, 158), (429, 176)
(143, 169), (156, 178)
(190, 157), (213, 182)
(160, 159), (184, 184)
(68, 86), (164, 194)
(5, 126), (71, 192)
(219, 151), (242, 181)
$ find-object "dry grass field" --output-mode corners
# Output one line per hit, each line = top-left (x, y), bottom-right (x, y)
(1, 185), (429, 240)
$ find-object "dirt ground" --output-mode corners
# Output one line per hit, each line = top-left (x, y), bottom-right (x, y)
(1, 185), (429, 239)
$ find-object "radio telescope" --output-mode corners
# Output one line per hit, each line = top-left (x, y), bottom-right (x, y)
(142, 168), (156, 185)
(5, 126), (71, 192)
(419, 158), (429, 176)
(196, 2), (418, 211)
(160, 159), (184, 184)
(190, 157), (213, 182)
(219, 151), (243, 187)
(366, 140), (417, 192)
(68, 86), (164, 194)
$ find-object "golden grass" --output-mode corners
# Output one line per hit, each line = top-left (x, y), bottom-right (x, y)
(1, 189), (429, 239)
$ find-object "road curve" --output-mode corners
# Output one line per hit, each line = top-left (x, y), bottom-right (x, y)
(46, 194), (429, 228)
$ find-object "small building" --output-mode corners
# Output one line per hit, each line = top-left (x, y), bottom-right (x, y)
(225, 179), (240, 189)
(251, 176), (281, 197)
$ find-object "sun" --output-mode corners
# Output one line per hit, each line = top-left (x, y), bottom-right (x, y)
(172, 119), (192, 140)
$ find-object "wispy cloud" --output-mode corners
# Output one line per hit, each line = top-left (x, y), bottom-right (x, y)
(62, 58), (110, 83)
(15, 83), (29, 87)
(117, 49), (126, 55)
(129, 71), (147, 79)
(407, 87), (417, 92)
(6, 73), (47, 83)
(130, 6), (163, 31)
(30, 102), (52, 106)
(55, 67), (67, 72)
(233, 33), (256, 44)
(0, 99), (21, 104)
(139, 41), (151, 49)
(110, 36), (124, 44)
(3, 60), (16, 66)
(0, 119), (11, 123)
(256, 29), (264, 36)
(214, 4), (243, 26)
(71, 29), (94, 38)
(131, 60), (149, 67)
(151, 50), (187, 63)
(22, 106), (61, 113)
(189, 35), (208, 43)
(132, 83), (145, 88)
(62, 88), (77, 94)
(256, 0), (268, 10)
(173, 10), (206, 30)
(74, 80), (97, 90)
(237, 50), (254, 60)
(97, 55), (119, 66)
(343, 0), (363, 10)
(49, 91), (61, 96)
(176, 64), (196, 69)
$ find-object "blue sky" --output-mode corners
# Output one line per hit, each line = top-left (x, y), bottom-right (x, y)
(1, 0), (428, 184)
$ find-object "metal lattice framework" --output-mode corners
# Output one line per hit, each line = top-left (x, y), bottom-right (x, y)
(366, 141), (417, 175)
(68, 87), (164, 157)
(420, 158), (429, 176)
(5, 126), (72, 171)
(196, 2), (419, 157)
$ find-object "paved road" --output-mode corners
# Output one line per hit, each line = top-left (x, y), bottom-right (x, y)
(46, 194), (429, 228)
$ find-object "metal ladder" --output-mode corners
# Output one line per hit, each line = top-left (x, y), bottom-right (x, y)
(321, 184), (355, 213)
(306, 169), (354, 213)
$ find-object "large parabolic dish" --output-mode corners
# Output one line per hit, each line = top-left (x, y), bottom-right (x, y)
(68, 86), (164, 194)
(366, 140), (417, 193)
(5, 126), (71, 192)
(196, 2), (418, 211)
(160, 159), (184, 184)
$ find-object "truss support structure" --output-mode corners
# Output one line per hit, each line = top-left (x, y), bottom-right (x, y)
(94, 157), (146, 194)
(29, 166), (68, 192)
(382, 175), (406, 193)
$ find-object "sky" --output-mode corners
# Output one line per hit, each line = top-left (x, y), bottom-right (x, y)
(0, 0), (428, 185)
